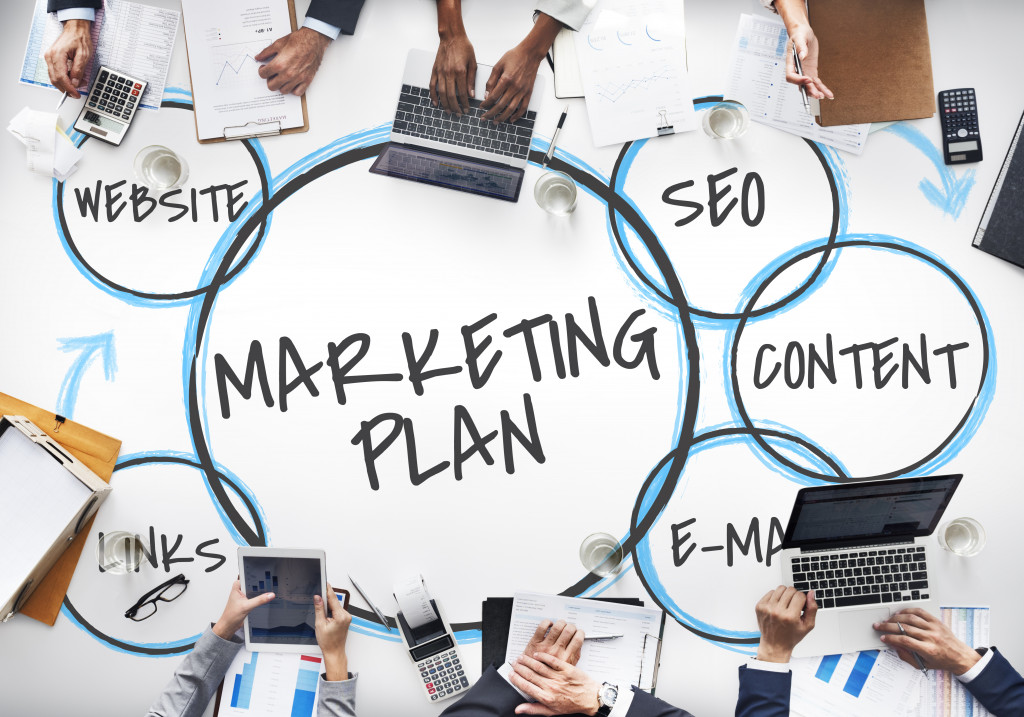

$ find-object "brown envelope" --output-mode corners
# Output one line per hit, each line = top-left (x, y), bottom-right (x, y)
(0, 392), (121, 625)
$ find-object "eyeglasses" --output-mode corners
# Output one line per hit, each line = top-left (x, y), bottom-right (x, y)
(124, 574), (189, 621)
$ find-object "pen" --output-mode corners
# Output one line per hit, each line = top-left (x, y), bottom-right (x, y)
(896, 622), (928, 673)
(584, 634), (623, 641)
(56, 91), (68, 111)
(543, 105), (568, 166)
(791, 45), (810, 114)
(348, 574), (393, 633)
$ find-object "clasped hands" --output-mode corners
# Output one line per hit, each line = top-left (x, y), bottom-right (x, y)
(507, 619), (602, 717)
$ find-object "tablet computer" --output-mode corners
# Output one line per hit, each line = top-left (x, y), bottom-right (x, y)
(237, 547), (327, 653)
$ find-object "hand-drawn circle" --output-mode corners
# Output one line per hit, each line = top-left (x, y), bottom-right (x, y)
(606, 96), (845, 322)
(53, 99), (271, 304)
(729, 236), (992, 481)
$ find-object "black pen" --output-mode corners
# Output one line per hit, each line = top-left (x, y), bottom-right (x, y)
(896, 622), (928, 673)
(543, 105), (568, 166)
(792, 45), (810, 114)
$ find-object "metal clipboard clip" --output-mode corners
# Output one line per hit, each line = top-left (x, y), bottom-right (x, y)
(222, 120), (283, 140)
(637, 632), (663, 693)
(656, 109), (674, 137)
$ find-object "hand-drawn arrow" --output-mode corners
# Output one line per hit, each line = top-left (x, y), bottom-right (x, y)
(56, 331), (117, 419)
(885, 123), (976, 219)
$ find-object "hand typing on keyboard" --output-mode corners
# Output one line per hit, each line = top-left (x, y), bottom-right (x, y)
(430, 12), (477, 116)
(754, 586), (818, 663)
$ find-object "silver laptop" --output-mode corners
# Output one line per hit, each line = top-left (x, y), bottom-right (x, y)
(369, 48), (543, 202)
(781, 474), (962, 657)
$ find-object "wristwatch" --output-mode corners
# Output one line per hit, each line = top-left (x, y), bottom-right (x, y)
(596, 682), (619, 717)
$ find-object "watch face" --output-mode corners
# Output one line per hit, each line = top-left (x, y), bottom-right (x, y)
(599, 683), (619, 706)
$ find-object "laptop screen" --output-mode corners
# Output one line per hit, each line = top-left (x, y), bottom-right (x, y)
(782, 474), (962, 549)
(369, 144), (523, 202)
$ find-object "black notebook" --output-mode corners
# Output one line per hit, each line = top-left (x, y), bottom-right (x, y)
(974, 108), (1024, 267)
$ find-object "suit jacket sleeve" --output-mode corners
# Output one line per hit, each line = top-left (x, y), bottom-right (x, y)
(734, 665), (791, 717)
(145, 628), (244, 717)
(962, 647), (1024, 716)
(305, 0), (366, 36)
(625, 688), (695, 717)
(46, 0), (101, 11)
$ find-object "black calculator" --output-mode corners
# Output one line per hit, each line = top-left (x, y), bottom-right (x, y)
(939, 88), (982, 164)
(73, 65), (147, 146)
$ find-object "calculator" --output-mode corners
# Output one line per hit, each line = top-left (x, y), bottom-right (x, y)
(939, 88), (983, 165)
(396, 600), (471, 703)
(73, 65), (147, 146)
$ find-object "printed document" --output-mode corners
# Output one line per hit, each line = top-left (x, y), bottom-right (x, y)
(574, 0), (696, 147)
(181, 0), (306, 141)
(20, 0), (179, 111)
(725, 14), (869, 155)
(790, 649), (923, 717)
(919, 608), (992, 716)
(506, 593), (662, 690)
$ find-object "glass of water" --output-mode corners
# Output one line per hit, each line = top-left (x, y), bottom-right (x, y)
(937, 517), (986, 556)
(534, 170), (578, 215)
(96, 530), (145, 574)
(702, 101), (751, 140)
(134, 145), (189, 193)
(580, 532), (624, 577)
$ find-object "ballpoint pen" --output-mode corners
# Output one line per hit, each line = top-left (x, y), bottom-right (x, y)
(349, 574), (393, 632)
(543, 105), (568, 166)
(896, 622), (928, 673)
(56, 91), (69, 111)
(792, 45), (811, 114)
(584, 634), (623, 641)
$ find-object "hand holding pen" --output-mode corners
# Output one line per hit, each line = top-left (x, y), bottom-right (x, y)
(875, 608), (983, 676)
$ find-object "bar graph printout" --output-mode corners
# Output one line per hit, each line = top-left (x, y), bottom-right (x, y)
(790, 648), (922, 716)
(574, 0), (696, 147)
(180, 0), (305, 140)
(20, 0), (179, 111)
(216, 650), (323, 717)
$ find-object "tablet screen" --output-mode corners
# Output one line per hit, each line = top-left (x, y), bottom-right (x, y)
(242, 556), (322, 646)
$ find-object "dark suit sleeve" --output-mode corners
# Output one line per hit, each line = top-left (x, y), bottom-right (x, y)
(734, 665), (791, 717)
(961, 647), (1024, 716)
(439, 667), (525, 717)
(46, 0), (101, 11)
(305, 0), (366, 36)
(625, 688), (695, 717)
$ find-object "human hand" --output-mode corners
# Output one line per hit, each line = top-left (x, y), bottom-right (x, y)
(430, 31), (476, 115)
(315, 584), (353, 681)
(874, 608), (981, 674)
(510, 653), (601, 716)
(523, 619), (585, 666)
(45, 19), (93, 98)
(255, 27), (331, 96)
(755, 586), (818, 662)
(480, 43), (544, 123)
(213, 579), (275, 640)
(785, 24), (833, 101)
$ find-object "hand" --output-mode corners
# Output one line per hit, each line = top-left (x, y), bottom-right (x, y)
(522, 619), (585, 666)
(212, 579), (275, 640)
(430, 31), (476, 115)
(480, 44), (544, 123)
(315, 584), (353, 681)
(255, 27), (331, 96)
(510, 653), (601, 716)
(755, 586), (818, 662)
(45, 19), (93, 98)
(874, 608), (981, 675)
(785, 24), (833, 100)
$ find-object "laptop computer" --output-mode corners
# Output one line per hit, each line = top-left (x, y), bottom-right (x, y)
(369, 48), (543, 202)
(780, 474), (962, 657)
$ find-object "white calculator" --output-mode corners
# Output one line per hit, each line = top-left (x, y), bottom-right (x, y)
(397, 600), (470, 703)
(73, 65), (147, 146)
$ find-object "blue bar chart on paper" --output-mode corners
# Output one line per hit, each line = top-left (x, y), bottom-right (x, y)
(218, 650), (322, 716)
(790, 649), (924, 716)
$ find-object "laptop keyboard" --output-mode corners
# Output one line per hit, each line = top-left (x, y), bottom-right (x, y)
(392, 85), (537, 161)
(791, 546), (929, 609)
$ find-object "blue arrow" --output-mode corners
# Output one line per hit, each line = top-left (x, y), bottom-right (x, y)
(56, 332), (117, 419)
(885, 123), (976, 219)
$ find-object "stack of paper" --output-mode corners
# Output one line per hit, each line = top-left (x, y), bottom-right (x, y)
(8, 107), (83, 181)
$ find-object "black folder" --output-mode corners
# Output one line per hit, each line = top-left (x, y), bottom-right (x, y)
(974, 108), (1024, 267)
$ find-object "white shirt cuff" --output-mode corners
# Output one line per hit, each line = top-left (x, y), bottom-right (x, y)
(302, 17), (341, 40)
(497, 661), (532, 701)
(608, 686), (634, 717)
(747, 658), (792, 673)
(56, 8), (96, 22)
(955, 649), (994, 683)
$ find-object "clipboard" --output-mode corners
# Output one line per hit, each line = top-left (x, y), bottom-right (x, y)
(180, 0), (309, 143)
(0, 392), (121, 625)
(212, 587), (351, 717)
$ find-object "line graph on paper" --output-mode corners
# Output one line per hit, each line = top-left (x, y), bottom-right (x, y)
(209, 40), (269, 91)
(590, 65), (679, 104)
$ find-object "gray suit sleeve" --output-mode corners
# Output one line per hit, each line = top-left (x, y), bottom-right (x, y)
(146, 628), (244, 717)
(318, 672), (358, 717)
(534, 0), (593, 31)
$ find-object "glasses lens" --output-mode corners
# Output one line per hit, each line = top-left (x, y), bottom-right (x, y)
(128, 600), (157, 622)
(158, 579), (187, 602)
